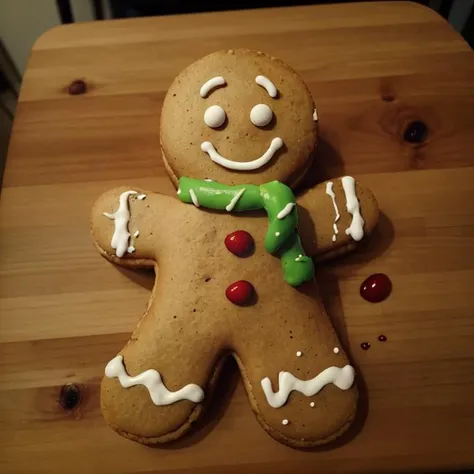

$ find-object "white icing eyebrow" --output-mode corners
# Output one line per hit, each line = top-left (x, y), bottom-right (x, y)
(200, 76), (226, 98)
(256, 75), (277, 98)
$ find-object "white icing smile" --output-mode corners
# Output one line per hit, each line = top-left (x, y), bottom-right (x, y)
(201, 137), (283, 171)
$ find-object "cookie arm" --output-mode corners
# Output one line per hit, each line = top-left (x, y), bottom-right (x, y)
(91, 187), (176, 267)
(297, 177), (379, 260)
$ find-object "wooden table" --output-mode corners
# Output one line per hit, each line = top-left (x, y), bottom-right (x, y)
(1, 1), (474, 472)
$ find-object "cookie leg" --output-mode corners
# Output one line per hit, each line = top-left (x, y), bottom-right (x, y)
(233, 286), (358, 447)
(101, 310), (224, 444)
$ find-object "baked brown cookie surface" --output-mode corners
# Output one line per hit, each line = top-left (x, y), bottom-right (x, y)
(92, 177), (378, 447)
(93, 49), (381, 448)
(160, 49), (317, 188)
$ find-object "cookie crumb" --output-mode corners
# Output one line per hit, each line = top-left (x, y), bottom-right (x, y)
(296, 351), (302, 357)
(333, 347), (339, 354)
(310, 402), (315, 408)
(282, 419), (289, 426)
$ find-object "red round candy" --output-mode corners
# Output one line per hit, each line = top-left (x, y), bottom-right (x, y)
(225, 230), (254, 257)
(226, 280), (254, 306)
(360, 273), (392, 303)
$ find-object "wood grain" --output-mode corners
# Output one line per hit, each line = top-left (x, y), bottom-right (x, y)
(1, 1), (474, 472)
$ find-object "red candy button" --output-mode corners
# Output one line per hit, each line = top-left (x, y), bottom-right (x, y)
(226, 280), (254, 306)
(360, 273), (392, 303)
(225, 230), (254, 257)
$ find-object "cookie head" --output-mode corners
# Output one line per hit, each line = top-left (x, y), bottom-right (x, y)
(160, 49), (318, 187)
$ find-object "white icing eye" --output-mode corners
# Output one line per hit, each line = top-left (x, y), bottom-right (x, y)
(250, 104), (273, 127)
(204, 105), (226, 128)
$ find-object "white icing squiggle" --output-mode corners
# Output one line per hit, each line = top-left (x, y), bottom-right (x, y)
(200, 76), (226, 98)
(105, 356), (204, 405)
(326, 182), (340, 242)
(277, 202), (295, 220)
(201, 138), (283, 171)
(226, 188), (246, 212)
(313, 108), (318, 121)
(341, 176), (365, 241)
(137, 194), (146, 200)
(189, 189), (200, 207)
(103, 190), (137, 258)
(261, 365), (355, 408)
(256, 75), (277, 98)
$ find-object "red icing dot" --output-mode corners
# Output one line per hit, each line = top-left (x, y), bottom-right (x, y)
(360, 273), (392, 303)
(378, 334), (387, 342)
(361, 342), (371, 350)
(226, 280), (254, 306)
(225, 230), (254, 257)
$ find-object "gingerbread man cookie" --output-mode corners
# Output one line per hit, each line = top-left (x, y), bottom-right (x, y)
(91, 49), (379, 447)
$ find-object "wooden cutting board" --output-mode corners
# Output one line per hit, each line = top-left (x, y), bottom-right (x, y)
(1, 2), (473, 472)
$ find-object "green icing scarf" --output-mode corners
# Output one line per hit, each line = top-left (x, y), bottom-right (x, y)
(178, 177), (314, 287)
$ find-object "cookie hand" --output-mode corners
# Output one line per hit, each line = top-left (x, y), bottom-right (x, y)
(91, 187), (175, 266)
(297, 176), (379, 260)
